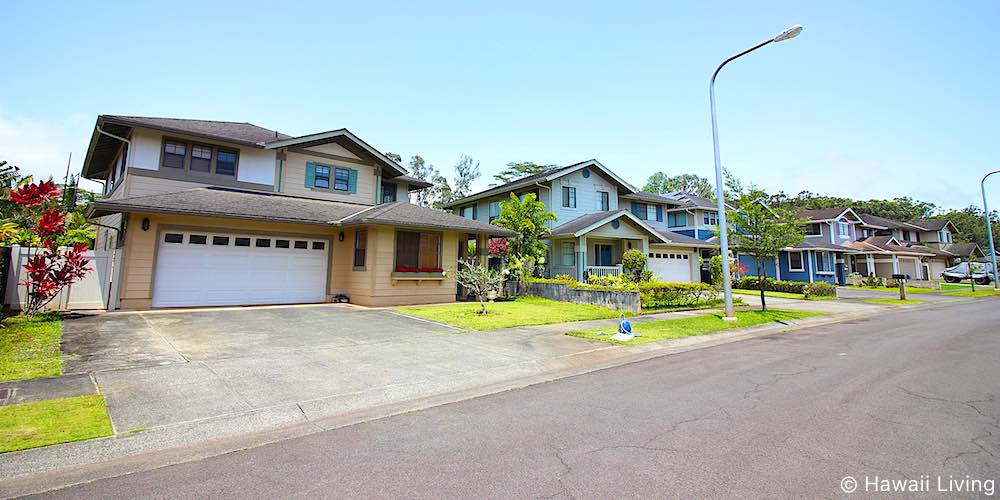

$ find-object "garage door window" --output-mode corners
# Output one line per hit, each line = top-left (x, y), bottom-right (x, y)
(276, 239), (290, 248)
(189, 235), (207, 245)
(213, 236), (230, 246)
(164, 233), (183, 243)
(294, 240), (308, 249)
(256, 239), (271, 248)
(235, 237), (251, 247)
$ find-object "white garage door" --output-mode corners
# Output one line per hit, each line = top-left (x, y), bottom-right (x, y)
(648, 250), (693, 283)
(152, 231), (329, 308)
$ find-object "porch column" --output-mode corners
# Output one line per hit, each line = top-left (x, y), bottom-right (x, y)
(807, 250), (815, 282)
(866, 254), (875, 276)
(641, 237), (649, 268)
(892, 255), (899, 274)
(775, 254), (781, 280)
(577, 235), (588, 282)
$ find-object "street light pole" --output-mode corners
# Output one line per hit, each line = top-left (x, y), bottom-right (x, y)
(711, 24), (803, 320)
(981, 170), (1000, 290)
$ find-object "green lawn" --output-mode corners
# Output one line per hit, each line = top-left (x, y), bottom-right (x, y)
(0, 313), (62, 382)
(0, 395), (113, 453)
(734, 289), (837, 301)
(863, 298), (925, 305)
(943, 289), (1000, 297)
(566, 309), (822, 345)
(396, 296), (627, 331)
(939, 282), (978, 291)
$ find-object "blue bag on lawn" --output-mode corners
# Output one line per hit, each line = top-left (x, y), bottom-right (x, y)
(618, 316), (632, 334)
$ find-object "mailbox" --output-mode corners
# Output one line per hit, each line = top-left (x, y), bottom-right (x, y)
(891, 274), (910, 280)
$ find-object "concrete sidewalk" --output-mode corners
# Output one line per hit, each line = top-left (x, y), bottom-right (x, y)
(0, 298), (895, 495)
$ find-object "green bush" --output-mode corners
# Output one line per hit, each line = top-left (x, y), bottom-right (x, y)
(553, 274), (574, 281)
(733, 276), (808, 294)
(638, 282), (716, 308)
(587, 274), (627, 288)
(803, 281), (836, 298)
(622, 249), (647, 274)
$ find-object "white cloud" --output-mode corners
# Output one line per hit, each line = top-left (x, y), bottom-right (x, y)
(0, 110), (100, 191)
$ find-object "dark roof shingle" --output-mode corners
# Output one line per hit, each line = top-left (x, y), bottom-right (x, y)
(105, 115), (290, 145)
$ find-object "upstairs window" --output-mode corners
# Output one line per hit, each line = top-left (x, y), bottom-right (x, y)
(489, 201), (500, 222)
(703, 212), (718, 226)
(634, 202), (648, 220)
(334, 167), (350, 191)
(562, 186), (576, 208)
(838, 221), (850, 237)
(381, 183), (397, 203)
(163, 141), (186, 169)
(902, 230), (911, 241)
(314, 166), (331, 189)
(597, 191), (610, 211)
(805, 223), (822, 236)
(668, 212), (687, 228)
(216, 150), (237, 176)
(190, 145), (212, 172)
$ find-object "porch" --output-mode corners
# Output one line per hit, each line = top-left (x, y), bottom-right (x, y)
(849, 253), (924, 280)
(549, 236), (648, 281)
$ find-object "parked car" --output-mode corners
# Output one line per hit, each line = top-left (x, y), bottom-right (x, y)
(942, 262), (995, 285)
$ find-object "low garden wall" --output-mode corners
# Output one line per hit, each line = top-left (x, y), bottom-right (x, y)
(526, 281), (640, 313)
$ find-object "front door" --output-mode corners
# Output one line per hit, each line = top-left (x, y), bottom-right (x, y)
(594, 244), (613, 267)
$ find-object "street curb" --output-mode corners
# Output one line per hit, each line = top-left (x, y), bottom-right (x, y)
(0, 298), (986, 497)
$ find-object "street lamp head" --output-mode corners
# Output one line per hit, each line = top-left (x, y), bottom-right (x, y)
(772, 24), (803, 43)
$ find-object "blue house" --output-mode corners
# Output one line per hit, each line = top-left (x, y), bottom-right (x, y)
(736, 208), (864, 285)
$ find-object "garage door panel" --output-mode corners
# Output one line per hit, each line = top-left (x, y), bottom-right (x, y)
(648, 250), (693, 283)
(152, 231), (329, 308)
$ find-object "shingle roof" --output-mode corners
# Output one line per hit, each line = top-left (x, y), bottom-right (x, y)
(547, 211), (625, 236)
(910, 218), (951, 231)
(620, 191), (683, 205)
(105, 115), (291, 145)
(89, 187), (514, 235)
(796, 207), (849, 221)
(786, 240), (858, 252)
(668, 192), (717, 210)
(393, 175), (433, 189)
(849, 236), (934, 256)
(857, 213), (917, 230)
(943, 243), (980, 257)
(655, 230), (718, 248)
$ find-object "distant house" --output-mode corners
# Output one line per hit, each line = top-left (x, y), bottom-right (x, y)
(737, 207), (982, 284)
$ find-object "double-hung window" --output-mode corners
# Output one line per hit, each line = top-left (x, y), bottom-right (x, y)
(805, 223), (822, 236)
(788, 251), (804, 271)
(703, 212), (718, 225)
(314, 166), (331, 189)
(561, 242), (575, 266)
(634, 202), (648, 220)
(354, 230), (367, 268)
(381, 183), (397, 203)
(163, 141), (186, 169)
(816, 251), (830, 273)
(334, 167), (350, 191)
(216, 150), (237, 176)
(838, 222), (850, 237)
(562, 186), (577, 208)
(596, 191), (610, 211)
(395, 231), (442, 272)
(190, 145), (212, 172)
(489, 201), (500, 222)
(668, 212), (687, 228)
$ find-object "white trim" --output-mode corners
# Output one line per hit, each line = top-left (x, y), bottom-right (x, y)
(807, 250), (815, 282)
(787, 250), (805, 272)
(545, 159), (637, 194)
(805, 222), (824, 238)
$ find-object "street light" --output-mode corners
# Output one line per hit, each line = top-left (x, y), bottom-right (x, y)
(711, 24), (803, 321)
(981, 170), (1000, 290)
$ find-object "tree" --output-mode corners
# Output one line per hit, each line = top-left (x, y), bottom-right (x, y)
(493, 192), (557, 283)
(450, 155), (480, 199)
(383, 151), (403, 164)
(643, 172), (714, 198)
(408, 155), (442, 208)
(726, 189), (805, 311)
(930, 206), (999, 250)
(5, 180), (93, 316)
(454, 259), (505, 315)
(493, 162), (555, 185)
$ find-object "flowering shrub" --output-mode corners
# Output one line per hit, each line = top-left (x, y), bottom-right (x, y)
(487, 237), (509, 256)
(8, 180), (93, 315)
(394, 266), (444, 273)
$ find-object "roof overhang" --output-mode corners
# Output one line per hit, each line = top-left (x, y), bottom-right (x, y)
(265, 129), (407, 177)
(546, 159), (637, 194)
(81, 116), (134, 180)
(547, 210), (668, 243)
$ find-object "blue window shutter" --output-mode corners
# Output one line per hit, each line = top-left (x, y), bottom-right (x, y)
(630, 201), (638, 216)
(305, 162), (316, 188)
(656, 205), (663, 222)
(348, 168), (358, 193)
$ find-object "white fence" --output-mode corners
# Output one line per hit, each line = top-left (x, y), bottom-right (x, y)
(586, 265), (623, 278)
(4, 246), (121, 311)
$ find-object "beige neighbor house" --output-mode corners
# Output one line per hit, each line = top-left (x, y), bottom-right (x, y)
(82, 115), (514, 310)
(852, 214), (982, 280)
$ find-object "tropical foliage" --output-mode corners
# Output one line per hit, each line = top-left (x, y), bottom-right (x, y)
(492, 192), (557, 283)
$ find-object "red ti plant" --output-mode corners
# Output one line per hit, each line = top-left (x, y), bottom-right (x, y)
(9, 180), (92, 315)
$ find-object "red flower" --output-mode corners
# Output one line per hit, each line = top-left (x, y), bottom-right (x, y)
(33, 209), (65, 239)
(488, 238), (509, 256)
(10, 180), (61, 207)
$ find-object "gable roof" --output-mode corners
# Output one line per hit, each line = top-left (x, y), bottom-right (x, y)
(848, 236), (935, 256)
(909, 218), (956, 232)
(88, 187), (514, 236)
(796, 207), (862, 222)
(654, 230), (718, 248)
(668, 192), (718, 211)
(942, 242), (982, 257)
(82, 115), (409, 180)
(544, 210), (667, 243)
(441, 159), (637, 209)
(620, 191), (684, 205)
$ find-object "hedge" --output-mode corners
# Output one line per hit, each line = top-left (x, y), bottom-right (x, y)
(802, 281), (836, 298)
(734, 276), (807, 294)
(638, 282), (716, 308)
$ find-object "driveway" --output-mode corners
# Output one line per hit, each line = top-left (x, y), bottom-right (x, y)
(60, 305), (603, 432)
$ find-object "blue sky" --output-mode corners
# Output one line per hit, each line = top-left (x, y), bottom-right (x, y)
(2, 1), (998, 211)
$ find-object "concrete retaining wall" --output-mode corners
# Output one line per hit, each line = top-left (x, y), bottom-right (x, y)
(526, 281), (640, 313)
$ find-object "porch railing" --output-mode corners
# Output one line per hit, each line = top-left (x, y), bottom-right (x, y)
(586, 265), (623, 278)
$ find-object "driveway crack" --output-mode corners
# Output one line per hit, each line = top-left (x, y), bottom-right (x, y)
(138, 312), (189, 363)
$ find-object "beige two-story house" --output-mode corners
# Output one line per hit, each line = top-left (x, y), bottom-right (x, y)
(83, 115), (513, 309)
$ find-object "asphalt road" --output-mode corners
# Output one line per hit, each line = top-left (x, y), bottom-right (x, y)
(33, 300), (1000, 499)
